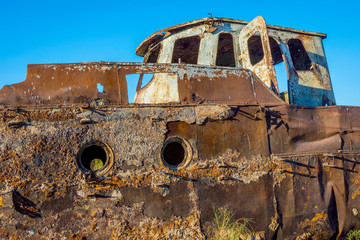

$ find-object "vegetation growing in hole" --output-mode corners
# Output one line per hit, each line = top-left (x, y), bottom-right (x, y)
(211, 206), (253, 240)
(346, 230), (360, 240)
(90, 158), (104, 171)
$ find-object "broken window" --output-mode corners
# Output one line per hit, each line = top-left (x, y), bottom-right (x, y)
(288, 39), (312, 70)
(270, 37), (288, 97)
(126, 74), (138, 103)
(269, 37), (282, 65)
(138, 73), (154, 89)
(248, 32), (264, 65)
(144, 44), (161, 63)
(216, 33), (235, 67)
(126, 73), (155, 103)
(171, 36), (200, 64)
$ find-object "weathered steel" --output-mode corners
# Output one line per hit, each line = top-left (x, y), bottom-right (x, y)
(136, 16), (335, 107)
(0, 63), (284, 106)
(0, 16), (358, 239)
(239, 16), (278, 94)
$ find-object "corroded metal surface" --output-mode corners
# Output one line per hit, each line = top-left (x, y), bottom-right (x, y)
(0, 15), (358, 239)
(0, 105), (359, 239)
(136, 16), (335, 107)
(239, 16), (278, 94)
(0, 62), (284, 107)
(135, 17), (327, 57)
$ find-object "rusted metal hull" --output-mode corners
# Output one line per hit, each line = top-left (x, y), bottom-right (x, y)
(1, 103), (359, 239)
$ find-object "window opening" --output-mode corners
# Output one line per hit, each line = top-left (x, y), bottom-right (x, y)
(138, 74), (154, 89)
(144, 44), (160, 63)
(275, 62), (288, 100)
(126, 74), (138, 103)
(269, 37), (288, 97)
(126, 74), (154, 103)
(216, 33), (235, 67)
(288, 39), (312, 70)
(171, 36), (200, 64)
(248, 32), (264, 65)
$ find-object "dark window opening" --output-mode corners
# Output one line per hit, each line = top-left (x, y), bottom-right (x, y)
(269, 37), (283, 65)
(144, 44), (160, 63)
(216, 33), (235, 67)
(248, 32), (264, 65)
(171, 36), (200, 64)
(80, 145), (107, 172)
(269, 37), (288, 96)
(288, 39), (312, 70)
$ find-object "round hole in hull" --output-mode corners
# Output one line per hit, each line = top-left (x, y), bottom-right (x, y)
(161, 137), (192, 170)
(77, 141), (113, 175)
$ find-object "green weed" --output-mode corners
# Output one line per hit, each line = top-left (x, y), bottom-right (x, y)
(346, 230), (360, 240)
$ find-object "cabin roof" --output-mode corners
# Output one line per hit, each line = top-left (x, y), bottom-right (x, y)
(135, 17), (327, 57)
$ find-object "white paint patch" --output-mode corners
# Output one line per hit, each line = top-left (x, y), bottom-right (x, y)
(135, 73), (179, 104)
(74, 65), (87, 71)
(101, 66), (112, 71)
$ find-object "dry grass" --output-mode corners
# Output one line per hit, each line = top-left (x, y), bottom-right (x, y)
(211, 206), (253, 240)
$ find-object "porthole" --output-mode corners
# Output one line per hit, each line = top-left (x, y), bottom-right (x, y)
(161, 137), (192, 170)
(77, 141), (114, 176)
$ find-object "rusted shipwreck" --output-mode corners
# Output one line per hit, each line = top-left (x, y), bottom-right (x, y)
(0, 16), (359, 239)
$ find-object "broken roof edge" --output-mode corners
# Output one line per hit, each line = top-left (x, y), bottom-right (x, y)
(135, 16), (327, 57)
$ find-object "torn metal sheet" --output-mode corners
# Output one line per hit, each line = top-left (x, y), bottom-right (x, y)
(0, 63), (284, 107)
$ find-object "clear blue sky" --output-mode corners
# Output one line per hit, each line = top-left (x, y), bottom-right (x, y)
(0, 0), (359, 106)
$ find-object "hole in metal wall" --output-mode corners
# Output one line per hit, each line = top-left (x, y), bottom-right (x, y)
(171, 36), (200, 64)
(216, 33), (235, 67)
(161, 137), (192, 170)
(126, 73), (154, 103)
(97, 83), (104, 93)
(138, 73), (154, 89)
(288, 39), (312, 70)
(248, 32), (264, 65)
(77, 141), (114, 175)
(164, 142), (185, 166)
(144, 44), (160, 63)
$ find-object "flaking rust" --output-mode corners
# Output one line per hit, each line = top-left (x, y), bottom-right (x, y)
(0, 16), (359, 239)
